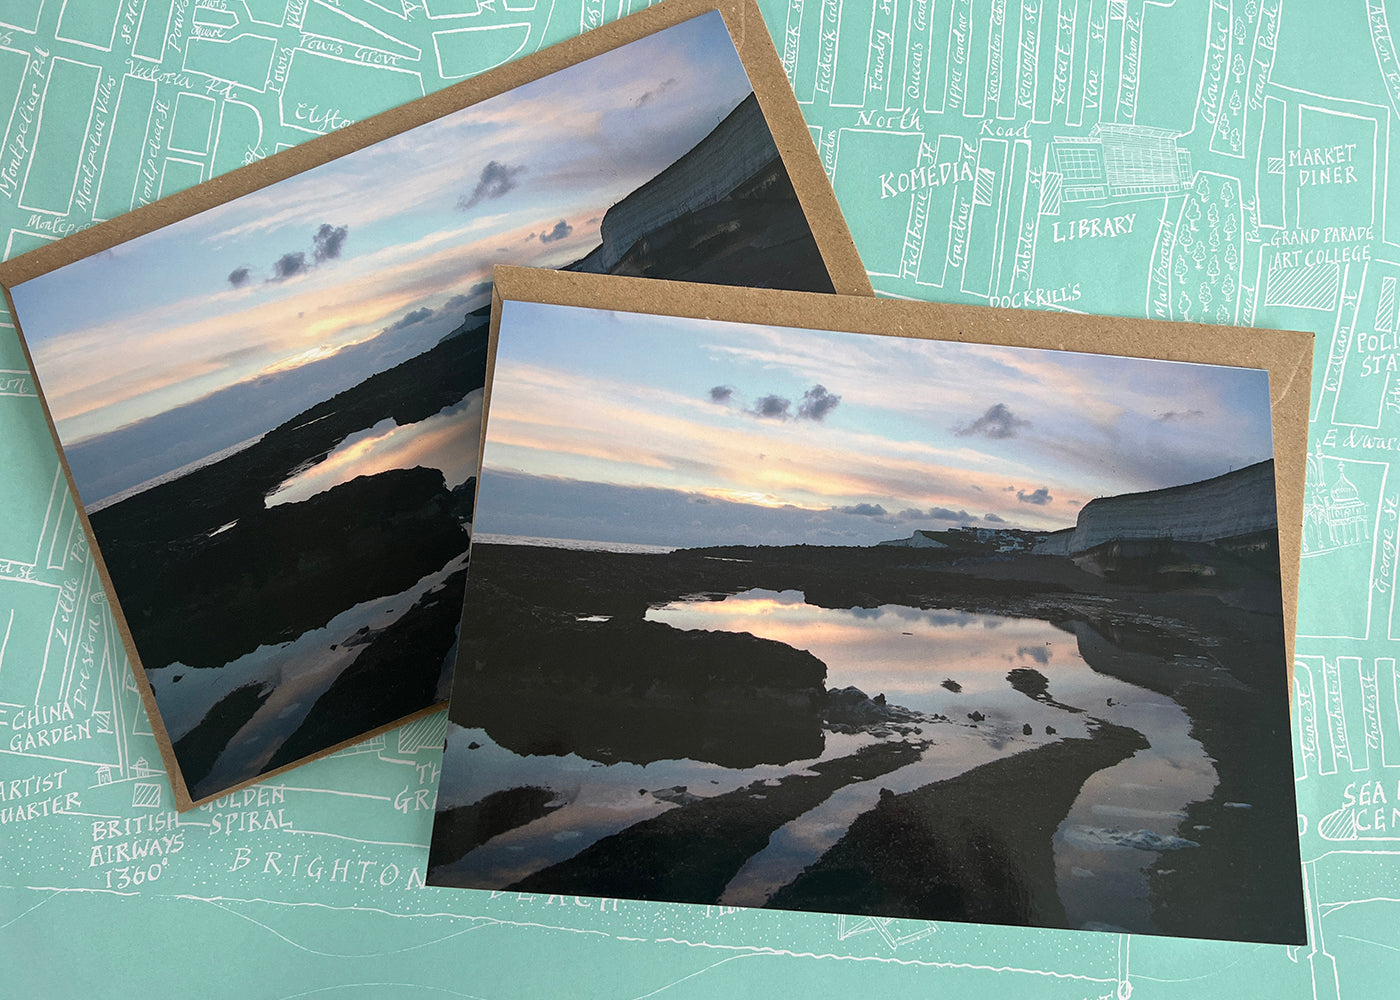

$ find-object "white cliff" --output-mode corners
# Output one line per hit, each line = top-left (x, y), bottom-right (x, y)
(1034, 460), (1277, 556)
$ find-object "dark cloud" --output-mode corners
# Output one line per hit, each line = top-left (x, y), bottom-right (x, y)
(1159, 409), (1206, 422)
(955, 402), (1030, 439)
(798, 384), (841, 421)
(227, 266), (251, 288)
(752, 395), (790, 419)
(636, 77), (678, 107)
(386, 307), (432, 333)
(836, 503), (888, 517)
(709, 385), (734, 403)
(538, 219), (573, 244)
(457, 161), (526, 211)
(1017, 487), (1053, 505)
(271, 252), (307, 280)
(312, 223), (348, 262)
(929, 507), (974, 521)
(984, 512), (1006, 523)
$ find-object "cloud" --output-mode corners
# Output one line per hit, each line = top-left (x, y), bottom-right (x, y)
(1159, 409), (1206, 422)
(929, 506), (974, 521)
(955, 402), (1030, 439)
(457, 161), (526, 211)
(984, 512), (1006, 522)
(752, 394), (790, 419)
(1017, 487), (1053, 505)
(227, 267), (251, 288)
(385, 307), (432, 333)
(538, 219), (573, 244)
(709, 385), (734, 403)
(312, 223), (349, 262)
(636, 77), (678, 107)
(836, 502), (887, 516)
(798, 384), (841, 421)
(271, 252), (307, 280)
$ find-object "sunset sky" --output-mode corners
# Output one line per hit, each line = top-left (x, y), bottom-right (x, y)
(10, 12), (753, 499)
(476, 301), (1276, 546)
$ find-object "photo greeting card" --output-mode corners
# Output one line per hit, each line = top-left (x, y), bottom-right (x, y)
(429, 265), (1312, 945)
(0, 0), (868, 809)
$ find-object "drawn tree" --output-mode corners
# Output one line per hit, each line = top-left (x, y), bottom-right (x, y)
(1232, 54), (1247, 84)
(1200, 283), (1214, 311)
(1218, 304), (1232, 324)
(1233, 15), (1248, 44)
(1230, 126), (1243, 151)
(1209, 228), (1222, 253)
(1223, 211), (1238, 240)
(1197, 176), (1211, 200)
(1225, 241), (1240, 269)
(1174, 255), (1189, 284)
(1178, 290), (1193, 321)
(1246, 0), (1258, 17)
(1229, 89), (1244, 115)
(1208, 257), (1222, 283)
(1222, 273), (1237, 300)
(1194, 243), (1207, 269)
(1208, 203), (1221, 227)
(1221, 182), (1236, 209)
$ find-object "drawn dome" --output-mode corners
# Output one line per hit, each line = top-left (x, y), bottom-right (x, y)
(1332, 464), (1361, 505)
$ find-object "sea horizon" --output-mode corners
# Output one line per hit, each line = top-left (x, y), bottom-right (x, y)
(471, 532), (677, 555)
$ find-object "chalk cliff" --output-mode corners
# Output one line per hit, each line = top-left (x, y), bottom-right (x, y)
(575, 93), (791, 274)
(1034, 460), (1277, 556)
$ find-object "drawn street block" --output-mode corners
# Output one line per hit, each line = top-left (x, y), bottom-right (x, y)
(55, 0), (124, 52)
(168, 93), (216, 155)
(18, 58), (102, 216)
(210, 99), (263, 176)
(830, 127), (923, 277)
(131, 781), (161, 808)
(303, 0), (423, 61)
(183, 34), (279, 92)
(92, 74), (156, 222)
(1, 229), (54, 261)
(432, 23), (532, 79)
(280, 49), (424, 132)
(132, 0), (176, 63)
(0, 0), (45, 35)
(156, 156), (203, 198)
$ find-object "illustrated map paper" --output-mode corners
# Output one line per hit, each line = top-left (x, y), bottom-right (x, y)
(1, 0), (1397, 997)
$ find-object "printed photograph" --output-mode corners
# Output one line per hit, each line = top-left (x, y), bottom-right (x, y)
(428, 295), (1305, 944)
(5, 9), (842, 805)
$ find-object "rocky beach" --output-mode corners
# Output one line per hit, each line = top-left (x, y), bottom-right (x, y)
(430, 532), (1304, 942)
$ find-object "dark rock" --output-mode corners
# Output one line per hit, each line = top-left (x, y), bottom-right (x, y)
(941, 678), (962, 693)
(968, 711), (985, 723)
(427, 786), (560, 874)
(1046, 726), (1056, 735)
(1023, 723), (1033, 736)
(175, 683), (272, 796)
(264, 568), (468, 772)
(455, 582), (826, 769)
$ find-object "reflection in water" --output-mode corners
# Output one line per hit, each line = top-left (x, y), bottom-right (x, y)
(265, 389), (483, 507)
(150, 552), (470, 791)
(435, 588), (1216, 932)
(647, 589), (1217, 932)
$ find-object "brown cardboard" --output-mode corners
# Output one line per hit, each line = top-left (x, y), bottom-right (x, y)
(488, 265), (1312, 666)
(0, 0), (870, 811)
